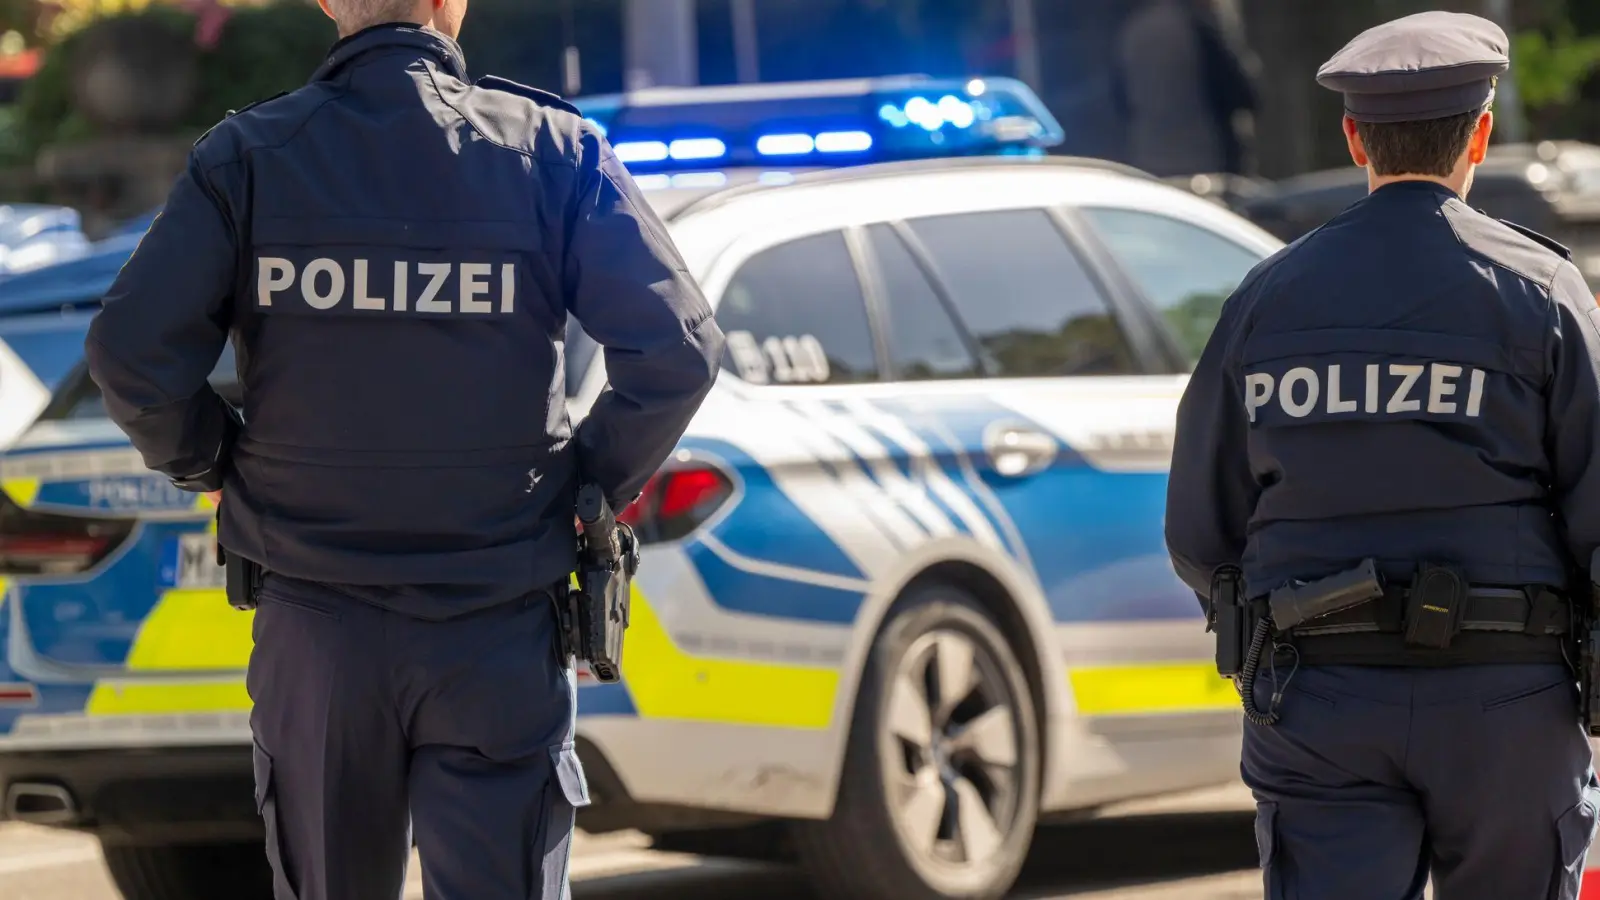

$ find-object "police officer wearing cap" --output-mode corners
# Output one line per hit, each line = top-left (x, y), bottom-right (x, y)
(1167, 11), (1600, 899)
(81, 0), (724, 896)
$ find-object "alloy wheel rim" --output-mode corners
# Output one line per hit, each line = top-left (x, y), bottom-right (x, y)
(880, 627), (1022, 869)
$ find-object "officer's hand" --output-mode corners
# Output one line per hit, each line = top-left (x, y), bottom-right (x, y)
(206, 491), (222, 508)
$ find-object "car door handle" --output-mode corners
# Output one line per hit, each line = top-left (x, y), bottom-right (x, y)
(983, 423), (1058, 477)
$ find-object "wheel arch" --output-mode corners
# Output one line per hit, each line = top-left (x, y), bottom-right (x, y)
(816, 540), (1082, 818)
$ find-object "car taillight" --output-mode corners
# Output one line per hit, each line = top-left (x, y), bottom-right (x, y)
(617, 463), (734, 545)
(0, 495), (135, 576)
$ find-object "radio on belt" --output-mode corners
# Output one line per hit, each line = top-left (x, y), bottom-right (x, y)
(1267, 558), (1385, 631)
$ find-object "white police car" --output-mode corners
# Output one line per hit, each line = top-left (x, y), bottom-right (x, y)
(0, 77), (1280, 900)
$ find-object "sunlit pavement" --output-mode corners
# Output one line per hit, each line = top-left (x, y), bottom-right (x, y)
(8, 781), (1600, 900)
(0, 785), (1264, 900)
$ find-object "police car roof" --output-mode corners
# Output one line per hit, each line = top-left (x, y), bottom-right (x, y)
(656, 155), (1157, 221)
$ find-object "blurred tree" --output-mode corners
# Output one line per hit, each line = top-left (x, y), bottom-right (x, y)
(188, 1), (331, 123)
(36, 0), (275, 40)
(15, 0), (328, 153)
(1514, 21), (1600, 130)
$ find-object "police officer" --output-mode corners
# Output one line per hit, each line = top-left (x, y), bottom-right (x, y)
(81, 0), (724, 897)
(1167, 11), (1600, 900)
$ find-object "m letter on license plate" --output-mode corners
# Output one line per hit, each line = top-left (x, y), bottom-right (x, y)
(159, 534), (224, 589)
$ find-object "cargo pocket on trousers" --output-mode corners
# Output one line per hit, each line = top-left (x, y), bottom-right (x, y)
(1553, 784), (1600, 900)
(253, 740), (301, 900)
(536, 742), (592, 900)
(1256, 801), (1286, 900)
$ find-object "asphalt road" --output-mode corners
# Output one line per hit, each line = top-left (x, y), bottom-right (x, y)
(0, 786), (1264, 900)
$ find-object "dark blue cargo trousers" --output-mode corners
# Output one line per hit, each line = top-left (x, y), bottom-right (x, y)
(245, 574), (588, 900)
(1245, 664), (1599, 900)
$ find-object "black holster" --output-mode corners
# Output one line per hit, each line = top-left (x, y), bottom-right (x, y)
(564, 484), (639, 683)
(212, 503), (262, 611)
(1209, 566), (1249, 677)
(218, 542), (263, 611)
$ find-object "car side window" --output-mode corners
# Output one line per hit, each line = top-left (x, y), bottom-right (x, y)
(865, 224), (982, 381)
(1080, 207), (1265, 366)
(906, 209), (1139, 377)
(716, 231), (879, 385)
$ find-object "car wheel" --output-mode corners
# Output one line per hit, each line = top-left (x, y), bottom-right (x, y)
(795, 583), (1041, 900)
(101, 838), (273, 900)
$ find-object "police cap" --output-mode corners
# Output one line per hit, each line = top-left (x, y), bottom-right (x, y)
(1316, 11), (1509, 124)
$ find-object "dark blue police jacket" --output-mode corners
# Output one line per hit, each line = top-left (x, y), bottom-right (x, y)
(1166, 180), (1600, 603)
(83, 25), (724, 618)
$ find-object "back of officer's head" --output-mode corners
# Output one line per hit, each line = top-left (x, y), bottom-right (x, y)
(1316, 11), (1508, 198)
(1346, 106), (1493, 194)
(317, 0), (466, 39)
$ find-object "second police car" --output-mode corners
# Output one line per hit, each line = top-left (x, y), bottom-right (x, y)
(0, 76), (1280, 900)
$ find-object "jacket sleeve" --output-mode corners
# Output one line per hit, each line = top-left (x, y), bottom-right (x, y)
(563, 129), (725, 512)
(1165, 294), (1258, 601)
(1544, 261), (1600, 569)
(83, 152), (236, 488)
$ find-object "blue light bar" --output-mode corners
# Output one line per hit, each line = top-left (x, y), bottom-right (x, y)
(815, 130), (873, 153)
(575, 74), (1064, 174)
(756, 133), (815, 156)
(613, 140), (668, 163)
(669, 138), (726, 161)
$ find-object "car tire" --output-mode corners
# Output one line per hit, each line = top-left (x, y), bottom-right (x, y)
(101, 838), (274, 900)
(794, 583), (1042, 900)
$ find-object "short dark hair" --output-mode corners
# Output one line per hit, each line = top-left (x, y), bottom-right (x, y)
(1354, 110), (1481, 177)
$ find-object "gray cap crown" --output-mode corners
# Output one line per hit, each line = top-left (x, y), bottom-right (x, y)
(1316, 11), (1509, 124)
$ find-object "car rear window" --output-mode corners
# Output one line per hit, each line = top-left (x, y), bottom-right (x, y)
(41, 344), (239, 422)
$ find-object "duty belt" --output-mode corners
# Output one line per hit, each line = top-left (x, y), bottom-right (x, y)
(1285, 585), (1569, 638)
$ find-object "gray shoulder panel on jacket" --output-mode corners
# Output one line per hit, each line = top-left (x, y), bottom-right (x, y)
(474, 75), (583, 116)
(1441, 200), (1566, 287)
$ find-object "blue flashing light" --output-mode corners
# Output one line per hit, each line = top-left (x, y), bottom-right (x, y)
(756, 133), (816, 156)
(889, 94), (977, 133)
(633, 174), (672, 191)
(938, 95), (976, 129)
(669, 138), (727, 161)
(904, 96), (940, 131)
(815, 130), (873, 153)
(574, 74), (1064, 173)
(614, 140), (669, 163)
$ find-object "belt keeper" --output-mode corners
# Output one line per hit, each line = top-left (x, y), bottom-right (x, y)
(1524, 588), (1563, 636)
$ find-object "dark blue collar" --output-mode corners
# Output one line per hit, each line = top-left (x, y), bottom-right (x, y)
(312, 23), (467, 83)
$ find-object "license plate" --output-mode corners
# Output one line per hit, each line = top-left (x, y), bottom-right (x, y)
(158, 533), (224, 589)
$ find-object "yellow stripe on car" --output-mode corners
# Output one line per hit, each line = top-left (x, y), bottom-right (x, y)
(2, 478), (39, 507)
(86, 679), (251, 715)
(86, 580), (844, 728)
(610, 585), (841, 730)
(1067, 661), (1240, 716)
(124, 589), (253, 671)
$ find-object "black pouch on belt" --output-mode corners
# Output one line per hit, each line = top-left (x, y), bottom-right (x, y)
(1404, 563), (1467, 649)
